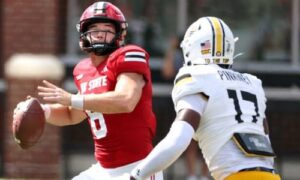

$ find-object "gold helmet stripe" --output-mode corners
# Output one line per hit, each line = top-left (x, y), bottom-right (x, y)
(207, 17), (224, 57)
(219, 19), (226, 56)
(175, 74), (192, 87)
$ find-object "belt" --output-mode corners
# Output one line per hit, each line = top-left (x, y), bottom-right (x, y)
(239, 167), (277, 174)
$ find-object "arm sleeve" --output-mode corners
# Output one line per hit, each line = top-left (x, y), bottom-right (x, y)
(131, 120), (195, 179)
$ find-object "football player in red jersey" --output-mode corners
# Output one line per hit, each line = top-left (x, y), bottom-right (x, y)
(33, 1), (163, 180)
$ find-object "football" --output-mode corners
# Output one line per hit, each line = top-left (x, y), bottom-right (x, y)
(12, 98), (46, 149)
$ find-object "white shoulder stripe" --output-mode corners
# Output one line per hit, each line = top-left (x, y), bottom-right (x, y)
(125, 52), (146, 57)
(124, 57), (146, 63)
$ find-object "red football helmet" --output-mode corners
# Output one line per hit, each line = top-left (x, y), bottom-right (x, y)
(77, 1), (128, 55)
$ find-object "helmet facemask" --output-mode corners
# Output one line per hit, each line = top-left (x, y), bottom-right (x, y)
(79, 20), (123, 56)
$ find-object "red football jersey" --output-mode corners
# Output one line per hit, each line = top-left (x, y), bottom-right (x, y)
(73, 45), (156, 168)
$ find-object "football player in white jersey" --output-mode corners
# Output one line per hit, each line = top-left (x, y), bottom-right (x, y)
(129, 17), (281, 180)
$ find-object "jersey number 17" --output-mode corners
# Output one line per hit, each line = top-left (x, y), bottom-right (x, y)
(227, 89), (260, 124)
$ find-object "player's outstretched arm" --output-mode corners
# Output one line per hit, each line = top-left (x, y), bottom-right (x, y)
(83, 72), (145, 114)
(43, 103), (87, 126)
(130, 109), (200, 180)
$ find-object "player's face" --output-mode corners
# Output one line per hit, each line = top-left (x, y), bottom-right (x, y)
(86, 22), (116, 44)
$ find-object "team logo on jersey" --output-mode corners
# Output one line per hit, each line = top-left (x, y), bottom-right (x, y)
(124, 52), (146, 63)
(80, 76), (108, 93)
(76, 74), (84, 80)
(88, 76), (107, 91)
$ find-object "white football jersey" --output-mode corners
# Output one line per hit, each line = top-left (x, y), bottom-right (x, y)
(172, 64), (267, 166)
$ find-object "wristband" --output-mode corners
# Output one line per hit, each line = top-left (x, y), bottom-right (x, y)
(71, 95), (84, 110)
(41, 104), (51, 120)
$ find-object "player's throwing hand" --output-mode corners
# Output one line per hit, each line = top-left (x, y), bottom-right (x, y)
(38, 80), (73, 106)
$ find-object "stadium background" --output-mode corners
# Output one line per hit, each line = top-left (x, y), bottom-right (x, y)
(0, 0), (299, 179)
